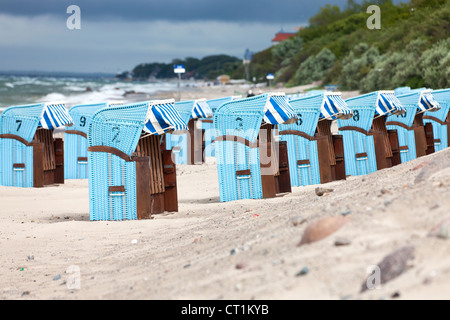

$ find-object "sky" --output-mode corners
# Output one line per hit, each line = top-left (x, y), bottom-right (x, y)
(0, 0), (402, 74)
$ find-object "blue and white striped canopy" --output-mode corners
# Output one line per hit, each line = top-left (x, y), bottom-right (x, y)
(39, 103), (73, 130)
(144, 99), (188, 135)
(320, 93), (353, 120)
(375, 91), (405, 117)
(191, 99), (213, 120)
(264, 93), (297, 125)
(418, 90), (440, 113)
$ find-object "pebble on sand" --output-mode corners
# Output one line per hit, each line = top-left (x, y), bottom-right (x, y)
(360, 245), (414, 293)
(298, 215), (350, 246)
(315, 187), (334, 197)
(428, 215), (450, 239)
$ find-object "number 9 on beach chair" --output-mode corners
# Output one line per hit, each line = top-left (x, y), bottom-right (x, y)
(64, 101), (122, 179)
(164, 99), (213, 165)
(0, 102), (73, 187)
(338, 91), (406, 176)
(423, 88), (450, 152)
(214, 93), (297, 202)
(87, 99), (187, 220)
(386, 89), (440, 162)
(279, 92), (352, 187)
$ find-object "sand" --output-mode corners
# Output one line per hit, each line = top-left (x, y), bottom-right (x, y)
(1, 83), (450, 301)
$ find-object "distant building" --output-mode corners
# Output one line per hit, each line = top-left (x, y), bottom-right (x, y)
(271, 30), (296, 44)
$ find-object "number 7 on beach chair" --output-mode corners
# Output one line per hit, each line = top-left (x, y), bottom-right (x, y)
(214, 92), (297, 202)
(87, 99), (187, 221)
(0, 102), (73, 187)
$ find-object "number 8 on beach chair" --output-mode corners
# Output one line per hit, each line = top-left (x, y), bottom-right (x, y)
(386, 89), (440, 162)
(214, 92), (297, 202)
(338, 91), (406, 176)
(164, 99), (213, 165)
(279, 92), (352, 187)
(87, 99), (187, 221)
(423, 88), (450, 152)
(0, 102), (73, 187)
(64, 101), (122, 179)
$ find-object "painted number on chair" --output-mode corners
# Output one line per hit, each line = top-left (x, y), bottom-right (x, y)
(80, 116), (87, 127)
(353, 110), (360, 122)
(397, 111), (407, 118)
(16, 120), (22, 132)
(296, 113), (303, 126)
(112, 126), (120, 143)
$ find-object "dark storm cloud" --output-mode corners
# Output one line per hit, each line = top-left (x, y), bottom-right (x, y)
(0, 0), (351, 23)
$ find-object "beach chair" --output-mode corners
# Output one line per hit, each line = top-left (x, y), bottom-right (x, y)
(279, 92), (352, 187)
(64, 101), (122, 179)
(338, 91), (406, 176)
(164, 99), (213, 165)
(386, 89), (440, 162)
(214, 92), (297, 202)
(0, 102), (73, 187)
(423, 88), (450, 152)
(201, 96), (241, 158)
(87, 99), (187, 220)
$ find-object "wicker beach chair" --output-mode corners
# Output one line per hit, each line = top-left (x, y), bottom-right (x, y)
(214, 92), (297, 202)
(87, 99), (187, 220)
(164, 99), (213, 165)
(279, 92), (352, 187)
(64, 101), (122, 179)
(338, 91), (406, 176)
(201, 96), (241, 158)
(386, 89), (440, 162)
(423, 88), (450, 152)
(0, 102), (73, 187)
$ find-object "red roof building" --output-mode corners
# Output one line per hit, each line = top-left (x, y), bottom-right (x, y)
(271, 31), (296, 44)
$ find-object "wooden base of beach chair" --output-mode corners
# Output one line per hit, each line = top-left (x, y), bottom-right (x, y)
(424, 123), (435, 155)
(387, 130), (401, 167)
(187, 119), (205, 165)
(316, 120), (346, 182)
(259, 136), (291, 199)
(136, 135), (178, 216)
(413, 113), (435, 158)
(31, 130), (65, 187)
(316, 136), (333, 184)
(331, 135), (346, 181)
(372, 117), (402, 169)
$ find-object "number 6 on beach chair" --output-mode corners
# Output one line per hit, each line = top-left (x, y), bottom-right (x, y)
(279, 92), (352, 187)
(423, 88), (450, 152)
(0, 102), (73, 187)
(338, 91), (406, 176)
(87, 99), (187, 221)
(164, 99), (213, 165)
(214, 92), (297, 202)
(64, 101), (122, 179)
(387, 89), (440, 162)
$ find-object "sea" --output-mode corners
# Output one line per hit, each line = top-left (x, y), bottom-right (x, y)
(0, 71), (185, 113)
